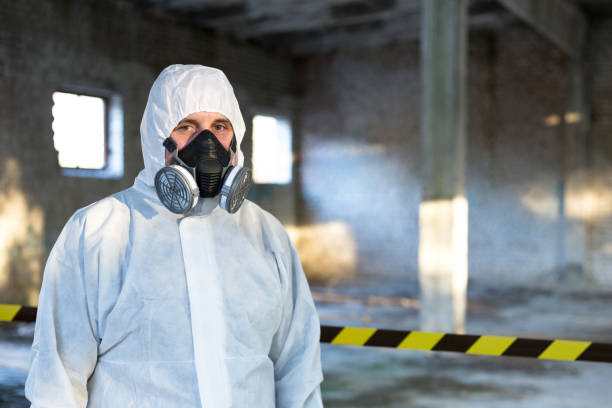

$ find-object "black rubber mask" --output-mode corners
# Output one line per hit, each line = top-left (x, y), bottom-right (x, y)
(177, 129), (232, 197)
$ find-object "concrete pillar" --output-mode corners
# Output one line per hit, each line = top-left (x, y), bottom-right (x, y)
(564, 59), (593, 281)
(557, 59), (588, 281)
(419, 0), (468, 333)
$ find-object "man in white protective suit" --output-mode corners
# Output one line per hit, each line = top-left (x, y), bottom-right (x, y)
(25, 64), (324, 407)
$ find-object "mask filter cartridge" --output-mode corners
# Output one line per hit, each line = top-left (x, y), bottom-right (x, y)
(155, 130), (251, 214)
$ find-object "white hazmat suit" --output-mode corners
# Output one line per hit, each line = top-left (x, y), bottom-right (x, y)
(26, 65), (324, 407)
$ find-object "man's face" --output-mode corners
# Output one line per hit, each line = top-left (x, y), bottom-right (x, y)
(166, 111), (235, 165)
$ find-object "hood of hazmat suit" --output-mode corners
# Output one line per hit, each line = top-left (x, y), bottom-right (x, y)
(26, 64), (323, 408)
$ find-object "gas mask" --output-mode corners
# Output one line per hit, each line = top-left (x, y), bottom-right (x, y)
(154, 129), (252, 214)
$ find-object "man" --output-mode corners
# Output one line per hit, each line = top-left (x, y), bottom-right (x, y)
(26, 64), (323, 407)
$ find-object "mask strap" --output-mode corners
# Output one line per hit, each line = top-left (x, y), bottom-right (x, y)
(229, 149), (236, 167)
(229, 135), (237, 166)
(163, 137), (190, 168)
(230, 135), (237, 153)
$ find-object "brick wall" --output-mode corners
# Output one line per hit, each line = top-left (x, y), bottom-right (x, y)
(3, 0), (612, 299)
(295, 23), (612, 287)
(584, 17), (612, 285)
(0, 0), (295, 304)
(296, 41), (422, 283)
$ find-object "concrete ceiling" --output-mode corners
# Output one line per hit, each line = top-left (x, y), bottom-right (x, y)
(131, 0), (612, 56)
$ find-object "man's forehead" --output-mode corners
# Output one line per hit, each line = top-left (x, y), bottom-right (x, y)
(176, 111), (232, 125)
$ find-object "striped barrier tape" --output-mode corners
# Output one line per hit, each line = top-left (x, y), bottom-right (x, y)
(0, 304), (37, 323)
(2, 304), (611, 364)
(321, 325), (612, 364)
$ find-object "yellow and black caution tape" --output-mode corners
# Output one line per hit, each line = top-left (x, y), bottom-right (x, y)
(321, 325), (612, 364)
(3, 304), (611, 364)
(0, 304), (37, 323)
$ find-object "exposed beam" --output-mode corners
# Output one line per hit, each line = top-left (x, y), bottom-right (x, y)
(286, 10), (510, 56)
(172, 0), (343, 36)
(236, 9), (418, 39)
(232, 0), (421, 38)
(288, 12), (421, 55)
(498, 0), (587, 58)
(168, 0), (358, 27)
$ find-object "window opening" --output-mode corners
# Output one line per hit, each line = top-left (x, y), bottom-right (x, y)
(252, 114), (292, 184)
(52, 89), (123, 178)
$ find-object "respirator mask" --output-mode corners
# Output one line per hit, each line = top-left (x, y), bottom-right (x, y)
(154, 129), (252, 214)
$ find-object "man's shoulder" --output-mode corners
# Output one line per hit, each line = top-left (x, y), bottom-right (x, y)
(68, 188), (134, 234)
(239, 200), (286, 233)
(49, 188), (135, 256)
(238, 200), (292, 251)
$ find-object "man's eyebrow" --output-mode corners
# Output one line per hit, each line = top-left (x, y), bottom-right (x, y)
(174, 118), (198, 128)
(212, 119), (233, 128)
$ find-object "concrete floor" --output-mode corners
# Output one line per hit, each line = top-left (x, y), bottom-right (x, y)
(2, 281), (612, 407)
(316, 280), (612, 407)
(0, 323), (31, 407)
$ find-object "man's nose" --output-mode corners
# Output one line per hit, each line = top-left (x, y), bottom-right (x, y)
(181, 129), (229, 151)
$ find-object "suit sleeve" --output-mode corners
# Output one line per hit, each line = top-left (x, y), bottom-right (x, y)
(25, 216), (99, 408)
(269, 242), (324, 408)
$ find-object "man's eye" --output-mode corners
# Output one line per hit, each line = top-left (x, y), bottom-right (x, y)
(213, 124), (226, 132)
(177, 125), (192, 132)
